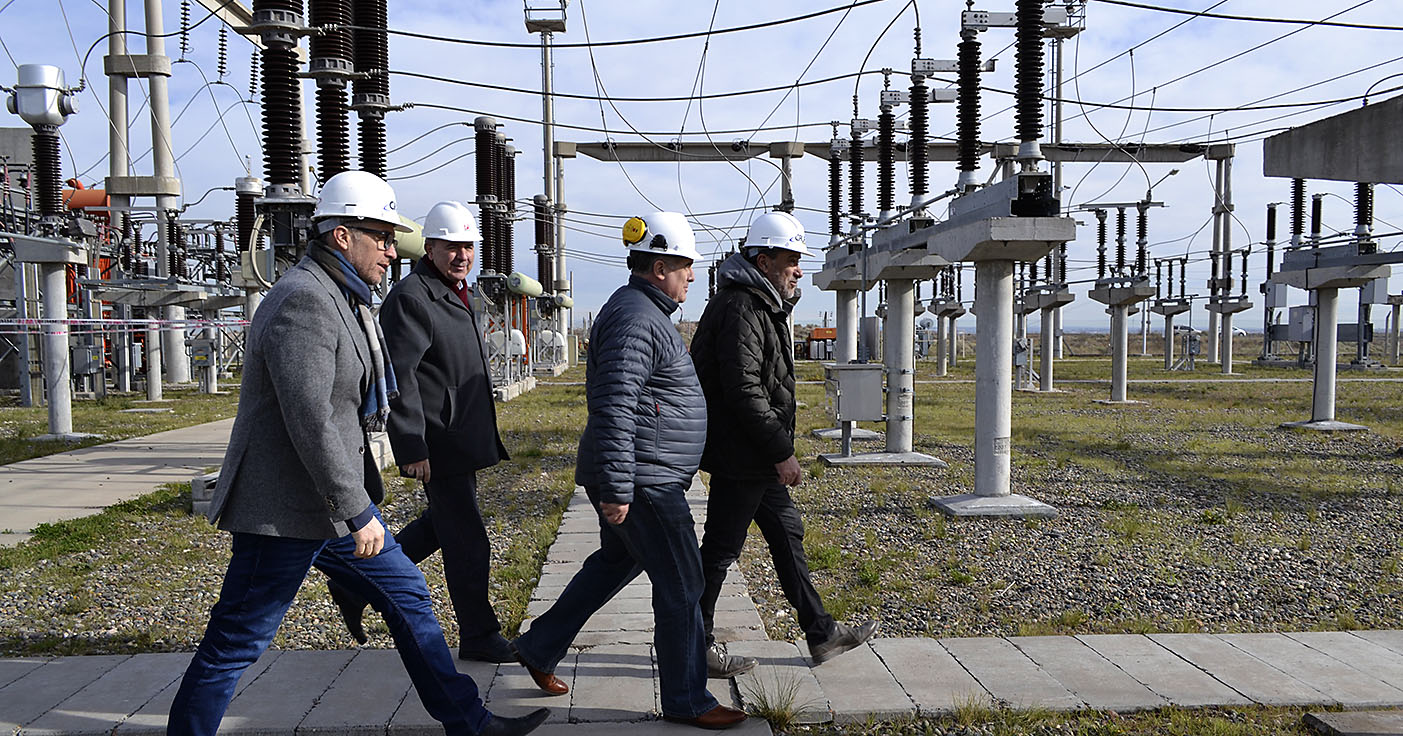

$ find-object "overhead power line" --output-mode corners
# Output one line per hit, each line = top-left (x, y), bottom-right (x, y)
(1091, 0), (1403, 31)
(338, 0), (889, 50)
(390, 69), (884, 103)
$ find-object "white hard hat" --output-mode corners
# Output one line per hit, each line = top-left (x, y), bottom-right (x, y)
(744, 211), (810, 257)
(312, 170), (413, 232)
(422, 201), (481, 243)
(621, 211), (702, 262)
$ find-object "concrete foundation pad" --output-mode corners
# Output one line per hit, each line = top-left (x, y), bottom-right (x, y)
(1010, 636), (1166, 712)
(810, 427), (882, 441)
(869, 638), (992, 715)
(940, 637), (1082, 711)
(570, 644), (657, 722)
(1305, 710), (1403, 736)
(820, 451), (948, 468)
(807, 643), (915, 723)
(1093, 399), (1148, 406)
(31, 433), (100, 443)
(1076, 634), (1251, 707)
(1281, 419), (1370, 432)
(1149, 633), (1330, 706)
(118, 408), (172, 414)
(1219, 633), (1403, 707)
(930, 493), (1057, 519)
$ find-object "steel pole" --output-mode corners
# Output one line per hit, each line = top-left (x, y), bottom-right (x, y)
(1218, 157), (1235, 369)
(144, 0), (189, 385)
(40, 264), (73, 435)
(15, 264), (33, 407)
(884, 279), (914, 453)
(934, 314), (948, 377)
(1206, 159), (1222, 364)
(1391, 303), (1400, 365)
(974, 261), (1013, 498)
(1111, 304), (1128, 402)
(947, 316), (958, 367)
(110, 0), (132, 393)
(145, 320), (162, 401)
(1039, 307), (1054, 391)
(1312, 287), (1339, 422)
(1051, 36), (1066, 360)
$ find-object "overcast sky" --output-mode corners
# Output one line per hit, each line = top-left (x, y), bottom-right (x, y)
(3, 0), (1401, 331)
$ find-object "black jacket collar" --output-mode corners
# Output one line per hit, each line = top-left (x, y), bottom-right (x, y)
(628, 274), (679, 316)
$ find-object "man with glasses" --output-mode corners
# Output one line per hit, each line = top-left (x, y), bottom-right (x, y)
(168, 172), (547, 736)
(325, 201), (515, 664)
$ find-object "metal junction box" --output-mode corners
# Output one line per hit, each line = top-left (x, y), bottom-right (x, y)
(824, 363), (885, 423)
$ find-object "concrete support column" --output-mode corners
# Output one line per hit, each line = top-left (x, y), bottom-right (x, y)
(15, 263), (33, 407)
(1391, 303), (1400, 365)
(145, 321), (163, 401)
(1039, 307), (1055, 391)
(203, 325), (218, 393)
(109, 0), (132, 394)
(1221, 312), (1235, 375)
(144, 0), (189, 385)
(1163, 314), (1176, 369)
(974, 261), (1013, 498)
(835, 290), (858, 363)
(884, 280), (914, 453)
(1110, 305), (1128, 402)
(40, 264), (72, 436)
(1312, 287), (1339, 422)
(934, 315), (948, 377)
(1053, 306), (1064, 358)
(947, 317), (958, 367)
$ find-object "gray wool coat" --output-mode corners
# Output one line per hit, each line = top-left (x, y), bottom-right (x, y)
(205, 256), (384, 539)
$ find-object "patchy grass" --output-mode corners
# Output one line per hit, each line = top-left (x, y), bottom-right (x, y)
(789, 705), (1321, 735)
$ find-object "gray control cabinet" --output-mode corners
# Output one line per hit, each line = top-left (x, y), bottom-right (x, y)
(824, 363), (885, 422)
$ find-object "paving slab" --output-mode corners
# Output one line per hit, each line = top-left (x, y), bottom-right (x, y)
(569, 644), (657, 722)
(941, 637), (1081, 711)
(116, 650), (281, 734)
(0, 657), (46, 690)
(1288, 632), (1403, 694)
(1305, 710), (1403, 736)
(730, 640), (830, 724)
(1150, 633), (1329, 706)
(216, 649), (356, 734)
(298, 649), (413, 734)
(1011, 636), (1165, 712)
(527, 717), (773, 734)
(21, 653), (188, 735)
(480, 656), (572, 727)
(387, 656), (501, 733)
(805, 642), (914, 724)
(0, 655), (127, 732)
(1354, 631), (1403, 658)
(870, 637), (992, 715)
(1076, 634), (1250, 707)
(1220, 633), (1403, 708)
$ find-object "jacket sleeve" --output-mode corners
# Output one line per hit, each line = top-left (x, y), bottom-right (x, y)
(380, 291), (431, 466)
(588, 315), (656, 505)
(262, 285), (371, 525)
(713, 301), (794, 465)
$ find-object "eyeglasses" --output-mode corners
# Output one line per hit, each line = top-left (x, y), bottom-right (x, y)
(345, 224), (397, 250)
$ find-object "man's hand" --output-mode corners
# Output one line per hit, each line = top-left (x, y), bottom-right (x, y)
(402, 459), (431, 484)
(601, 502), (630, 526)
(775, 455), (803, 487)
(351, 517), (385, 559)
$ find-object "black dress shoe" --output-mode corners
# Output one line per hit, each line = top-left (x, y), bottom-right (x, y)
(459, 633), (516, 663)
(479, 707), (549, 735)
(326, 578), (368, 645)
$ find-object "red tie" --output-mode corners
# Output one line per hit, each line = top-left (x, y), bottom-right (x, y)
(453, 281), (472, 312)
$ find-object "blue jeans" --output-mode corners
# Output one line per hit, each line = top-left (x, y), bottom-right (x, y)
(514, 483), (717, 719)
(168, 510), (492, 735)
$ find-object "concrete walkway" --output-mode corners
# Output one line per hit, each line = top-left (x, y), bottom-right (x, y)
(10, 448), (1403, 733)
(0, 419), (235, 548)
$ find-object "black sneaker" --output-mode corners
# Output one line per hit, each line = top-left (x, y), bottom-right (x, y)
(479, 707), (549, 735)
(706, 642), (757, 678)
(327, 578), (368, 645)
(809, 620), (879, 665)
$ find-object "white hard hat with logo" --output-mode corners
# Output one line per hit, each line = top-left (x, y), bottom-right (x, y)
(744, 211), (810, 257)
(422, 201), (482, 243)
(621, 211), (702, 262)
(313, 170), (413, 233)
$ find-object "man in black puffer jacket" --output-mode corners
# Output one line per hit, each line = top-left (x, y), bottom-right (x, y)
(511, 212), (747, 731)
(692, 211), (878, 676)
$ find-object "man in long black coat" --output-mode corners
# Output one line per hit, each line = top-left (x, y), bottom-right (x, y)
(329, 200), (514, 662)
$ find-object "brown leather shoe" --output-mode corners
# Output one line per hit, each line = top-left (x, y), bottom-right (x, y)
(663, 704), (748, 730)
(515, 657), (568, 695)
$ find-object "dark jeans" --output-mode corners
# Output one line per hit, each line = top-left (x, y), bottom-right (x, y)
(397, 471), (502, 645)
(514, 483), (717, 720)
(168, 511), (491, 736)
(699, 475), (835, 646)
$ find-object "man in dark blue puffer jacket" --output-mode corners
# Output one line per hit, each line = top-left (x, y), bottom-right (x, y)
(511, 212), (748, 731)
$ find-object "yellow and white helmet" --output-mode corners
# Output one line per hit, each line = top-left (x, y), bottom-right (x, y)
(621, 211), (702, 262)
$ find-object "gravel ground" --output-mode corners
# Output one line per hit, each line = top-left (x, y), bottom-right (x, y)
(741, 407), (1403, 642)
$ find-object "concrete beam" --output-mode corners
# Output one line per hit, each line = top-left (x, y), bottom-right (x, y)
(567, 141), (1210, 164)
(191, 0), (263, 49)
(1263, 95), (1403, 184)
